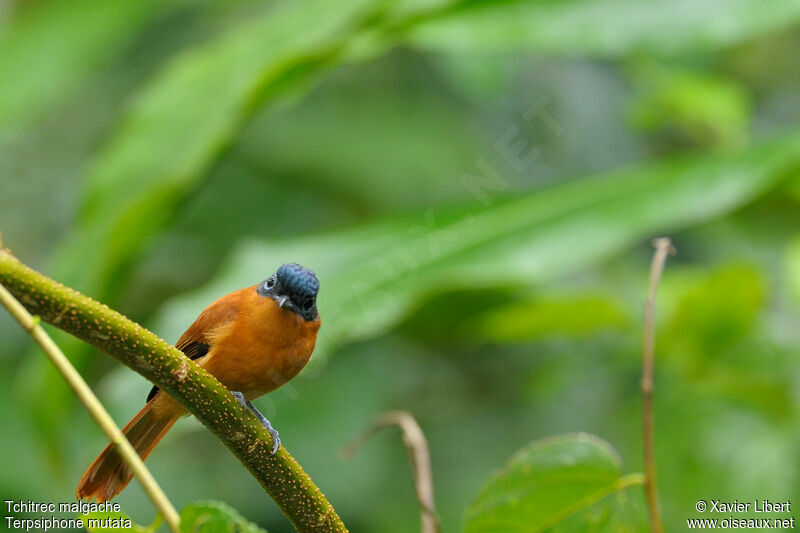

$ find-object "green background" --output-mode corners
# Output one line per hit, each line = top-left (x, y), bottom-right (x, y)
(1, 0), (799, 531)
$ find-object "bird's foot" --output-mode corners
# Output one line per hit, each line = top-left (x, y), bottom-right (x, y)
(231, 391), (281, 456)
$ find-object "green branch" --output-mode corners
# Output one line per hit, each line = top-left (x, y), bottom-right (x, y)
(0, 247), (347, 533)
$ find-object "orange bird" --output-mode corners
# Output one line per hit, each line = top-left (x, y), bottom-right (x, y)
(76, 263), (321, 501)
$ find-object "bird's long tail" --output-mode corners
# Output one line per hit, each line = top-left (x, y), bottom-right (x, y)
(76, 400), (177, 501)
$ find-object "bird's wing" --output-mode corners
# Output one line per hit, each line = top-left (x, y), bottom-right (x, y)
(146, 289), (243, 403)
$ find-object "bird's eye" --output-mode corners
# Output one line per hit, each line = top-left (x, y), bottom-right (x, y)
(265, 276), (276, 289)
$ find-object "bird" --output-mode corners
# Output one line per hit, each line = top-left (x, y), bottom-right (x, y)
(76, 262), (321, 502)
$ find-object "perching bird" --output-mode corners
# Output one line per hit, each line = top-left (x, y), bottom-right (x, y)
(76, 263), (321, 501)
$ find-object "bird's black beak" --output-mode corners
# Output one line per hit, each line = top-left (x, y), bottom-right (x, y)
(273, 294), (300, 315)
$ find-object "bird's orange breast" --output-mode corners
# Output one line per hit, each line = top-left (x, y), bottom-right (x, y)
(196, 285), (321, 400)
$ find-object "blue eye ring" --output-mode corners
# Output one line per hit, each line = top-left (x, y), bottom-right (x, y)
(265, 275), (277, 290)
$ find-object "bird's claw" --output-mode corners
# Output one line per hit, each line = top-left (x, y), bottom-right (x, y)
(265, 424), (281, 456)
(231, 391), (281, 456)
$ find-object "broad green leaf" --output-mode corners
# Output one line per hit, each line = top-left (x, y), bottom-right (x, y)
(405, 0), (800, 57)
(463, 433), (644, 533)
(180, 501), (267, 533)
(155, 130), (800, 360)
(0, 0), (163, 127)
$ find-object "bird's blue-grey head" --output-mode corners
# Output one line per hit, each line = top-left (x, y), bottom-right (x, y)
(257, 263), (319, 321)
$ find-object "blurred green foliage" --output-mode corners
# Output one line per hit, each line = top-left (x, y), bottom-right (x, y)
(1, 0), (799, 531)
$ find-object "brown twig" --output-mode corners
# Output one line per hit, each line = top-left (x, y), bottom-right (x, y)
(342, 411), (440, 533)
(641, 237), (674, 533)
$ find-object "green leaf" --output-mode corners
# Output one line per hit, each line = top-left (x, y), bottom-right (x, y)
(463, 433), (645, 533)
(180, 501), (267, 533)
(155, 130), (800, 360)
(405, 0), (800, 57)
